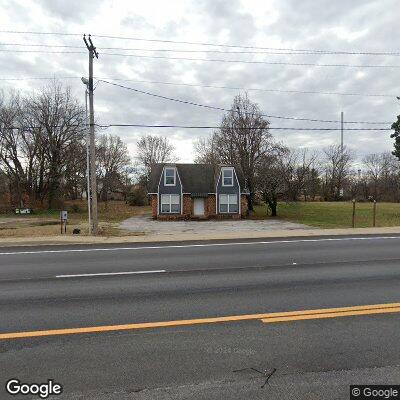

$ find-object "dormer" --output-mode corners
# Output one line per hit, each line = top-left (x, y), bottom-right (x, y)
(164, 166), (176, 186)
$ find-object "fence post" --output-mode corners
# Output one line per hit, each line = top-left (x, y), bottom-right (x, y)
(373, 200), (377, 227)
(352, 199), (356, 228)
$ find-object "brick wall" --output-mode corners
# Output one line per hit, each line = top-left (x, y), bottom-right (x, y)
(150, 194), (158, 219)
(157, 214), (184, 221)
(152, 193), (247, 220)
(215, 213), (241, 220)
(240, 194), (248, 218)
(183, 194), (192, 218)
(205, 194), (216, 218)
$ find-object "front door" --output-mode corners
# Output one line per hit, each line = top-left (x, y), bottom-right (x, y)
(193, 198), (205, 216)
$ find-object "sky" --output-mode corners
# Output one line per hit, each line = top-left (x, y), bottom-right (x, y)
(0, 0), (398, 162)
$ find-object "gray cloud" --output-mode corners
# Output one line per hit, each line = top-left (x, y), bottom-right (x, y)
(0, 0), (398, 162)
(36, 0), (104, 22)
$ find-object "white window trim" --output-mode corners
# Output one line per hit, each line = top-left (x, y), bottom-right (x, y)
(222, 167), (234, 187)
(161, 194), (180, 214)
(164, 167), (176, 186)
(219, 194), (238, 214)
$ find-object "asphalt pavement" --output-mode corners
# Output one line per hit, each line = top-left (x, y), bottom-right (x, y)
(1, 235), (400, 399)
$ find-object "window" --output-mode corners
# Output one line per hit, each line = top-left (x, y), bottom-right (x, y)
(161, 194), (180, 213)
(164, 167), (176, 186)
(219, 194), (238, 213)
(222, 168), (233, 186)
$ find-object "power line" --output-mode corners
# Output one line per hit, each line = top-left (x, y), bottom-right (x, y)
(92, 34), (400, 56)
(0, 75), (395, 98)
(98, 123), (390, 131)
(2, 42), (400, 57)
(99, 52), (400, 69)
(0, 76), (80, 81)
(1, 123), (391, 131)
(0, 75), (395, 99)
(0, 30), (81, 37)
(0, 43), (85, 49)
(99, 78), (396, 99)
(98, 79), (393, 125)
(1, 30), (399, 56)
(2, 48), (400, 69)
(0, 49), (84, 54)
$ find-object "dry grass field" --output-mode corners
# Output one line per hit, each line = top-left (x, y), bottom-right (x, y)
(0, 201), (151, 238)
(253, 201), (400, 228)
(2, 200), (400, 238)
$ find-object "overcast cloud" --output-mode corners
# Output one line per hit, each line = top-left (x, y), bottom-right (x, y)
(0, 0), (398, 162)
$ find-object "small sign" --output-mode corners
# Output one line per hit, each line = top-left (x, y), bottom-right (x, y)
(15, 208), (32, 214)
(60, 211), (68, 234)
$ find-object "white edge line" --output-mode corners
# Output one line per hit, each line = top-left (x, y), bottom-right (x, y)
(0, 236), (400, 256)
(56, 270), (166, 278)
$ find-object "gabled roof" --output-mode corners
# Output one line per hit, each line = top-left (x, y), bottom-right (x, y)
(148, 163), (242, 194)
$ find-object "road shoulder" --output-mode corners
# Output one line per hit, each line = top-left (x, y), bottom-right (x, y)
(57, 365), (400, 400)
(1, 226), (400, 247)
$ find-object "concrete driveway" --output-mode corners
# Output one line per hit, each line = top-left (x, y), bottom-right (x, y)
(119, 215), (313, 236)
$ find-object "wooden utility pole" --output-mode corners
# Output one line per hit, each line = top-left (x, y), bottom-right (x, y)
(337, 111), (345, 199)
(83, 34), (99, 235)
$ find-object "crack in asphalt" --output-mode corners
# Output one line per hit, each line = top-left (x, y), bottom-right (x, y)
(233, 366), (277, 388)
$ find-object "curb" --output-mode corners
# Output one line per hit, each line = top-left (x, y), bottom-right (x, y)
(1, 227), (400, 247)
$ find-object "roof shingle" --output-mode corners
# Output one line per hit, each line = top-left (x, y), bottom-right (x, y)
(148, 163), (222, 193)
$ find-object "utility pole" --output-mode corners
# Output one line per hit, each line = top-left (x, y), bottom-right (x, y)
(339, 111), (344, 199)
(83, 34), (99, 235)
(84, 86), (91, 234)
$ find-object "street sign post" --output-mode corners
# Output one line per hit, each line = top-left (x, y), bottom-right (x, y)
(60, 211), (68, 234)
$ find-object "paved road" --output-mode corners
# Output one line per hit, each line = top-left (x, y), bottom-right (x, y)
(1, 235), (400, 399)
(120, 215), (312, 235)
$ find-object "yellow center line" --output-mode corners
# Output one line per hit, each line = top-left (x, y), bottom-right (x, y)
(261, 306), (400, 323)
(1, 302), (400, 340)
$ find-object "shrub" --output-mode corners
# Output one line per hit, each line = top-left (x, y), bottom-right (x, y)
(127, 187), (147, 206)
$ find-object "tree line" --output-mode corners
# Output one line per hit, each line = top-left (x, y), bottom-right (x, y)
(1, 85), (399, 216)
(194, 94), (400, 216)
(0, 83), (176, 210)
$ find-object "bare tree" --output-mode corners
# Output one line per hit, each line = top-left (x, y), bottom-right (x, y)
(304, 165), (321, 201)
(322, 145), (353, 200)
(63, 140), (87, 200)
(363, 153), (382, 198)
(135, 134), (176, 187)
(0, 167), (9, 207)
(361, 152), (400, 201)
(0, 91), (32, 207)
(256, 144), (289, 216)
(193, 134), (220, 166)
(204, 93), (272, 211)
(96, 134), (131, 204)
(279, 148), (317, 201)
(24, 82), (86, 208)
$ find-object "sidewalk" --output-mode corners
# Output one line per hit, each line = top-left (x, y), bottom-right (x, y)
(1, 226), (400, 247)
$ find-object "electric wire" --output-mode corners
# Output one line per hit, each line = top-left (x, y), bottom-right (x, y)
(0, 76), (395, 99)
(2, 42), (400, 56)
(1, 31), (399, 56)
(98, 79), (393, 125)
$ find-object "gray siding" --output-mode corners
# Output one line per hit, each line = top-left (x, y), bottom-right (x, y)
(158, 166), (182, 214)
(216, 168), (240, 214)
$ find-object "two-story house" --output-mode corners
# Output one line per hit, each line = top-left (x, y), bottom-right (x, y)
(148, 163), (248, 220)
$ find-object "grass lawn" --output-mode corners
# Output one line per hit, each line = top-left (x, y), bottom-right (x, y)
(0, 201), (151, 237)
(253, 201), (400, 229)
